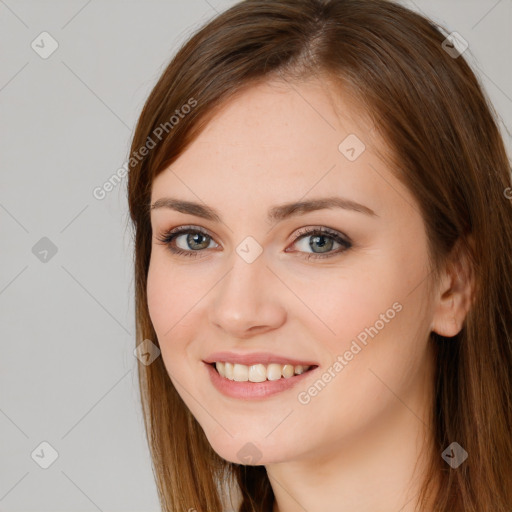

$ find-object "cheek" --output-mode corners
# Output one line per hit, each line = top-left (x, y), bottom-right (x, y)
(147, 255), (196, 333)
(146, 256), (208, 367)
(299, 263), (400, 345)
(307, 246), (430, 373)
(146, 262), (193, 389)
(146, 260), (171, 333)
(146, 257), (193, 353)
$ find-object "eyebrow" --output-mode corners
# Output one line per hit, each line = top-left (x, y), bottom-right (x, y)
(150, 196), (377, 223)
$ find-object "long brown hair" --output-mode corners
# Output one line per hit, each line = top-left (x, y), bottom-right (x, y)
(126, 1), (512, 510)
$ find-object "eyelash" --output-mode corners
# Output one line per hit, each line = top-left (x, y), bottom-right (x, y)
(155, 225), (352, 261)
(290, 227), (352, 259)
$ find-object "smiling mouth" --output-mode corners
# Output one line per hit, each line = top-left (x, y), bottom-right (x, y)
(209, 361), (318, 382)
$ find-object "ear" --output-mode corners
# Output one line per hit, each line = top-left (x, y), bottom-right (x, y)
(431, 237), (476, 338)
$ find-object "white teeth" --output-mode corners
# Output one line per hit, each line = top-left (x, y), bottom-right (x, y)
(233, 363), (248, 381)
(224, 362), (234, 380)
(282, 364), (294, 378)
(214, 361), (312, 382)
(248, 364), (267, 382)
(266, 363), (283, 381)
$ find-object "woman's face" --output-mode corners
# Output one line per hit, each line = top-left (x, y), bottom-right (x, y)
(147, 78), (439, 465)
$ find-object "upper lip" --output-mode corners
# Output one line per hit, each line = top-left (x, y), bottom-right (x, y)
(203, 351), (318, 367)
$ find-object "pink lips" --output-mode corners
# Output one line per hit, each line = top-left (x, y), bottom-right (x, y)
(203, 351), (318, 367)
(204, 361), (318, 400)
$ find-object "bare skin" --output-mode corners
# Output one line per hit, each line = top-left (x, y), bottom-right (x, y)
(147, 78), (473, 512)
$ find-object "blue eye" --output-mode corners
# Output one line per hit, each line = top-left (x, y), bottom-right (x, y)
(290, 227), (352, 260)
(155, 225), (352, 260)
(155, 226), (217, 258)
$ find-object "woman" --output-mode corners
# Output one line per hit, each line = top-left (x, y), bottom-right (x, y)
(127, 0), (512, 510)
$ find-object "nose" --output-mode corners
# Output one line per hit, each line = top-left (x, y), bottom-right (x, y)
(208, 250), (287, 339)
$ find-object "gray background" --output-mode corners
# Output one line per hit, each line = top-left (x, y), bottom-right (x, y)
(0, 1), (510, 511)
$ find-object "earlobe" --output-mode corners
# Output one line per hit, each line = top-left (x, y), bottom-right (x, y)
(432, 301), (464, 338)
(431, 238), (475, 338)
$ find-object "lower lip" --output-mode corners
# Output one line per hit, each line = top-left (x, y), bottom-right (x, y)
(204, 362), (318, 400)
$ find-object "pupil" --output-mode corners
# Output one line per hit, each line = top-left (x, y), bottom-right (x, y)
(188, 233), (209, 250)
(311, 235), (332, 253)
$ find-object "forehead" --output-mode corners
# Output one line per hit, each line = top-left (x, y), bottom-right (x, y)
(174, 78), (372, 163)
(150, 79), (406, 221)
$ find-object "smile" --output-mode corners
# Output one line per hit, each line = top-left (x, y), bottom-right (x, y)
(204, 362), (319, 400)
(213, 361), (314, 382)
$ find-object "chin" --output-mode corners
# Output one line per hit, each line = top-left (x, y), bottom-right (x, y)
(206, 434), (294, 466)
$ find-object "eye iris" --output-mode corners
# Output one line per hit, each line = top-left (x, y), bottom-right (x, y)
(310, 234), (333, 253)
(187, 232), (210, 250)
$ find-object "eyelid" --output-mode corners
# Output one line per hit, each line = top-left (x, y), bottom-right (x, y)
(156, 224), (350, 245)
(291, 225), (352, 245)
(154, 224), (219, 249)
(155, 224), (352, 259)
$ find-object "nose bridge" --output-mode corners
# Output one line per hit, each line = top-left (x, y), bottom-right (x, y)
(209, 245), (285, 336)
